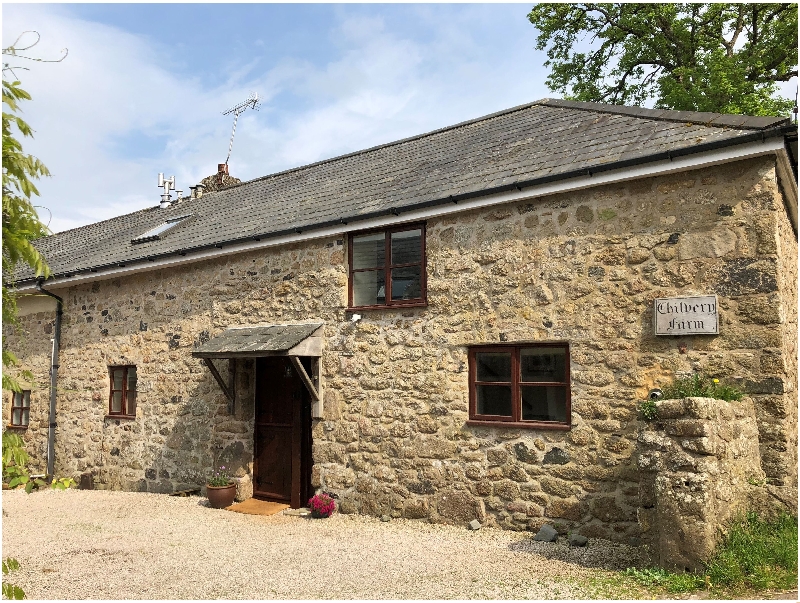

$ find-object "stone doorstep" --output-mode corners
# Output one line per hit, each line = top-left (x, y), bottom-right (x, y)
(284, 507), (311, 517)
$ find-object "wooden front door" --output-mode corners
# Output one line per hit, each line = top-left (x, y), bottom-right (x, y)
(253, 357), (312, 508)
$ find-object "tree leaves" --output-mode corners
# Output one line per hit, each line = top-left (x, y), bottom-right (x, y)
(3, 38), (54, 393)
(528, 3), (798, 115)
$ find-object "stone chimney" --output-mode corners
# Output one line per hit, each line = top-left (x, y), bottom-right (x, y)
(217, 163), (229, 185)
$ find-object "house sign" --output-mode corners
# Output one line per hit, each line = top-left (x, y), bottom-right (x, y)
(654, 295), (719, 335)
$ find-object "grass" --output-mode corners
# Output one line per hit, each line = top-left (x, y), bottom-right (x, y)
(661, 373), (744, 402)
(622, 512), (798, 596)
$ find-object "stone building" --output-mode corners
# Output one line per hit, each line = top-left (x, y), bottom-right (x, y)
(5, 99), (798, 542)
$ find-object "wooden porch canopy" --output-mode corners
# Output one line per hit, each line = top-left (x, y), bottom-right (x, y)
(192, 323), (324, 417)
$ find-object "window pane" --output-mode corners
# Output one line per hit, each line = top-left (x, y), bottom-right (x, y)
(521, 347), (566, 382)
(21, 409), (29, 426)
(22, 391), (30, 408)
(127, 368), (137, 393)
(113, 369), (124, 391)
(391, 229), (421, 265)
(11, 409), (21, 425)
(12, 392), (22, 408)
(127, 391), (136, 416)
(476, 385), (513, 416)
(352, 233), (385, 270)
(521, 386), (567, 422)
(391, 266), (422, 300)
(353, 269), (386, 307)
(476, 352), (512, 382)
(112, 391), (123, 413)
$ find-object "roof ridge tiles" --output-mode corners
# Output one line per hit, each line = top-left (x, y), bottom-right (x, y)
(537, 98), (790, 130)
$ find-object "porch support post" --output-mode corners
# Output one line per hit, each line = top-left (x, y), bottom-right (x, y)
(203, 358), (235, 406)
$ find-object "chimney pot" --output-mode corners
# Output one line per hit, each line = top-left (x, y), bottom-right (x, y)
(217, 163), (229, 185)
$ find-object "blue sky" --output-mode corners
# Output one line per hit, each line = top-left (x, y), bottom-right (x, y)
(4, 3), (552, 232)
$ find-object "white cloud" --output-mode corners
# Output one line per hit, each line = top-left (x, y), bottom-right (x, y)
(4, 5), (548, 233)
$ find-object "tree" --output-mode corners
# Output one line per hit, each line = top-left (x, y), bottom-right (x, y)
(2, 32), (66, 392)
(528, 3), (798, 115)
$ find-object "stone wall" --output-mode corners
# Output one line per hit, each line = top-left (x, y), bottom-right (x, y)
(636, 396), (764, 571)
(4, 155), (797, 542)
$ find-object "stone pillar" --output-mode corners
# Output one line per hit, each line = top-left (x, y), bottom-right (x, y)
(636, 397), (764, 571)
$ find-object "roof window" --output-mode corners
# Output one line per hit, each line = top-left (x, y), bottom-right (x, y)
(131, 216), (190, 244)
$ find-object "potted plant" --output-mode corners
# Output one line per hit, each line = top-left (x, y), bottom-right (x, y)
(206, 466), (236, 509)
(307, 492), (336, 518)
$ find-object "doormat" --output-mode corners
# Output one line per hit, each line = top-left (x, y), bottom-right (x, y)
(225, 498), (290, 517)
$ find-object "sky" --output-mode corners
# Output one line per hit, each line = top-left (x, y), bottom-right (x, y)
(3, 4), (798, 234)
(3, 3), (554, 233)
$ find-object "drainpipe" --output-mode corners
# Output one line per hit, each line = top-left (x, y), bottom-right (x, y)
(36, 278), (62, 478)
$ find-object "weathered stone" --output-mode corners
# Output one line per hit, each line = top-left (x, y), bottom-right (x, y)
(542, 447), (570, 465)
(547, 497), (584, 521)
(493, 479), (521, 501)
(469, 519), (482, 530)
(513, 442), (538, 463)
(403, 498), (429, 519)
(436, 489), (485, 523)
(533, 524), (558, 542)
(568, 533), (588, 547)
(486, 447), (509, 466)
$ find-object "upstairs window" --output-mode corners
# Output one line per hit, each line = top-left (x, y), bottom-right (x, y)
(348, 224), (426, 309)
(9, 390), (30, 427)
(468, 344), (570, 430)
(109, 366), (137, 418)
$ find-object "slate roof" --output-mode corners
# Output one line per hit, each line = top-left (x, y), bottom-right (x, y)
(192, 324), (323, 358)
(19, 98), (793, 284)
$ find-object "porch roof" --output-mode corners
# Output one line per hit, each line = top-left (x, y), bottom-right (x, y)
(191, 323), (323, 358)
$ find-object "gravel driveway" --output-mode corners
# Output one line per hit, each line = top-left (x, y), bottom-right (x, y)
(2, 489), (650, 599)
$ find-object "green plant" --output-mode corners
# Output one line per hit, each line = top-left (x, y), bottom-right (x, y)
(3, 432), (76, 493)
(2, 558), (25, 599)
(2, 431), (31, 491)
(624, 512), (798, 595)
(207, 466), (233, 487)
(661, 374), (743, 402)
(638, 399), (659, 421)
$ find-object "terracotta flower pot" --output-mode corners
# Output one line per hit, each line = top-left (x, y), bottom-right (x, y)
(206, 483), (236, 509)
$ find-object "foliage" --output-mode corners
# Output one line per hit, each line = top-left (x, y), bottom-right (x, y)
(624, 512), (798, 594)
(638, 399), (658, 421)
(528, 3), (798, 115)
(2, 33), (61, 394)
(2, 558), (25, 600)
(206, 466), (233, 487)
(2, 431), (75, 493)
(308, 492), (336, 518)
(2, 431), (31, 489)
(662, 373), (743, 401)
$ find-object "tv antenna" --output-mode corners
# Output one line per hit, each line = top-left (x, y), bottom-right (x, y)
(222, 92), (260, 165)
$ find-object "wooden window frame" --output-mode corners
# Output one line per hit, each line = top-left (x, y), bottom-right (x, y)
(347, 223), (427, 310)
(8, 390), (31, 428)
(107, 365), (137, 419)
(467, 343), (571, 430)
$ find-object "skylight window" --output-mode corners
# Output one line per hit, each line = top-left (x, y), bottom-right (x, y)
(131, 216), (190, 244)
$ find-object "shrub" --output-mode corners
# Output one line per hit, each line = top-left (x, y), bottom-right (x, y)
(661, 374), (743, 402)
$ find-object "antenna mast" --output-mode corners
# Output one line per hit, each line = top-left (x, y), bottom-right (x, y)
(222, 92), (260, 165)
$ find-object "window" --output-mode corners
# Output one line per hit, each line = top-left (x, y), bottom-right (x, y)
(131, 215), (190, 244)
(9, 390), (30, 427)
(348, 224), (426, 309)
(468, 344), (570, 429)
(108, 366), (137, 417)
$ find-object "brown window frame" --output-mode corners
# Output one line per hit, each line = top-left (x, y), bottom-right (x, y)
(9, 390), (31, 428)
(107, 365), (137, 419)
(347, 223), (427, 310)
(467, 343), (571, 430)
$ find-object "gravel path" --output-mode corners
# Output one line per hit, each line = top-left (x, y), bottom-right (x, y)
(2, 489), (651, 599)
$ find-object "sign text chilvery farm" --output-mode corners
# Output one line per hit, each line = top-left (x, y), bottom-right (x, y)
(654, 295), (719, 335)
